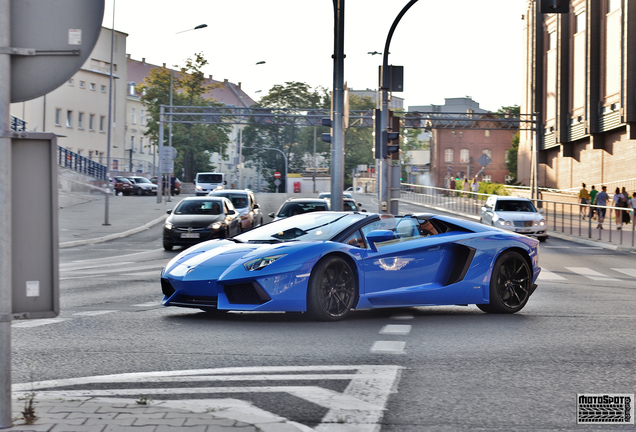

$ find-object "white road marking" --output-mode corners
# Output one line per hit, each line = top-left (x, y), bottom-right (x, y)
(12, 318), (70, 328)
(133, 302), (160, 308)
(565, 267), (620, 281)
(370, 341), (406, 354)
(61, 263), (164, 276)
(73, 310), (118, 316)
(60, 274), (107, 280)
(390, 314), (414, 320)
(379, 324), (411, 335)
(537, 269), (566, 281)
(12, 365), (402, 432)
(123, 270), (162, 277)
(612, 268), (636, 278)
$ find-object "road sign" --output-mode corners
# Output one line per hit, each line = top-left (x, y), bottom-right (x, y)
(412, 166), (418, 172)
(160, 160), (174, 173)
(160, 146), (177, 160)
(477, 154), (492, 167)
(274, 171), (281, 178)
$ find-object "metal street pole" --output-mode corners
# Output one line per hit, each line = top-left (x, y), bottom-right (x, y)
(157, 105), (165, 203)
(104, 0), (115, 226)
(378, 0), (419, 214)
(0, 1), (12, 426)
(243, 146), (287, 191)
(330, 0), (345, 211)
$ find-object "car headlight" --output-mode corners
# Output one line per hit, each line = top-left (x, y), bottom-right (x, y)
(536, 219), (545, 227)
(244, 254), (287, 271)
(497, 219), (511, 226)
(164, 221), (173, 230)
(207, 222), (222, 230)
(195, 186), (203, 191)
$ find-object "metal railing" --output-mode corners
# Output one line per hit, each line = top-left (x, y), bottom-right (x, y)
(399, 183), (635, 248)
(58, 147), (107, 180)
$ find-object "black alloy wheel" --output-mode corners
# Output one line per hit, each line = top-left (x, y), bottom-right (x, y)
(307, 256), (357, 321)
(477, 250), (531, 314)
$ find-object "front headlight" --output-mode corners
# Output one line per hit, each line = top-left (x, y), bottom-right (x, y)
(244, 254), (287, 271)
(536, 219), (546, 227)
(207, 222), (222, 230)
(497, 219), (511, 226)
(164, 221), (173, 230)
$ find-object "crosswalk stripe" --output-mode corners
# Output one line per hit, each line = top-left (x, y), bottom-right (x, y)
(565, 267), (621, 281)
(612, 268), (636, 278)
(538, 269), (566, 281)
(379, 325), (411, 335)
(73, 311), (118, 316)
(370, 341), (406, 354)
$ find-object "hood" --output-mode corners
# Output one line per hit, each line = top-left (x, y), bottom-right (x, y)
(168, 213), (224, 228)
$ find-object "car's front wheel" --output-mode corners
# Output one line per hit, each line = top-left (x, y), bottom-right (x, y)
(307, 256), (357, 321)
(477, 250), (532, 314)
(163, 242), (173, 251)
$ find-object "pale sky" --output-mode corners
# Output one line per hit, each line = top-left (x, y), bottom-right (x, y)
(103, 0), (525, 111)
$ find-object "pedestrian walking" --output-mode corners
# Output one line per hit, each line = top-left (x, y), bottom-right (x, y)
(588, 185), (598, 219)
(471, 178), (479, 201)
(462, 177), (470, 197)
(578, 183), (590, 219)
(449, 177), (456, 197)
(620, 187), (631, 225)
(594, 186), (608, 229)
(613, 187), (625, 229)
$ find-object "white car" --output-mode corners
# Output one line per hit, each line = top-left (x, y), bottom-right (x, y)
(480, 196), (548, 242)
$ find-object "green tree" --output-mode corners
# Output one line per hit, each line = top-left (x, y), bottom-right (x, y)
(137, 53), (231, 182)
(506, 132), (519, 184)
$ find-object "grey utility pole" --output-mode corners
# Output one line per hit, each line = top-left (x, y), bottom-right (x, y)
(378, 0), (419, 214)
(329, 0), (345, 211)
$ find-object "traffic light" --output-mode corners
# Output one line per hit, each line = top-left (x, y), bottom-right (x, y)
(540, 0), (568, 13)
(320, 117), (332, 143)
(387, 110), (400, 154)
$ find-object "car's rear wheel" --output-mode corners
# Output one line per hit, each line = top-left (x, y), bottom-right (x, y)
(307, 256), (356, 321)
(136, 188), (142, 196)
(477, 250), (531, 314)
(163, 242), (173, 251)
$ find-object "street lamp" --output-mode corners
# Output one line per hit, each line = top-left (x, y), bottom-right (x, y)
(157, 23), (208, 204)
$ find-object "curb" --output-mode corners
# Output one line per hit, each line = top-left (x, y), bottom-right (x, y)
(59, 213), (168, 249)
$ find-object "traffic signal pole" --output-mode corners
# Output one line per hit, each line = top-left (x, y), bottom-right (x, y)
(330, 0), (345, 211)
(378, 0), (419, 215)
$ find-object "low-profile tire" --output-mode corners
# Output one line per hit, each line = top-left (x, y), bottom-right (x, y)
(538, 236), (548, 242)
(477, 250), (532, 314)
(136, 188), (143, 196)
(307, 256), (357, 321)
(163, 242), (173, 251)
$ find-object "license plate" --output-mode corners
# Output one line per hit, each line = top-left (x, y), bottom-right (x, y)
(180, 233), (200, 239)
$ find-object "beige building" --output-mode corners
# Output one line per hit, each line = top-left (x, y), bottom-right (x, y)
(11, 27), (128, 171)
(520, 0), (636, 190)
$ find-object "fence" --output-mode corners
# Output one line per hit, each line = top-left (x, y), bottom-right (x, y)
(399, 183), (635, 248)
(58, 147), (107, 180)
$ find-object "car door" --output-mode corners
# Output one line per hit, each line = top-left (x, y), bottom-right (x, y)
(360, 217), (448, 307)
(481, 196), (496, 224)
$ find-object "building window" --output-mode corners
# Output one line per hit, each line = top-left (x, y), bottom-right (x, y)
(482, 175), (492, 183)
(575, 11), (586, 33)
(99, 116), (105, 133)
(548, 31), (556, 50)
(444, 148), (454, 164)
(483, 149), (492, 160)
(89, 114), (95, 131)
(460, 148), (470, 164)
(67, 79), (74, 86)
(140, 110), (145, 126)
(608, 0), (620, 13)
(78, 112), (84, 129)
(66, 110), (73, 127)
(130, 136), (135, 152)
(128, 82), (136, 95)
(55, 109), (61, 126)
(484, 130), (490, 137)
(100, 85), (106, 93)
(79, 81), (85, 89)
(90, 83), (96, 91)
(139, 137), (144, 153)
(131, 108), (136, 124)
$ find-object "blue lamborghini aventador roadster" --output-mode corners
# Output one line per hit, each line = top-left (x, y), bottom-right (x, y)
(161, 212), (541, 321)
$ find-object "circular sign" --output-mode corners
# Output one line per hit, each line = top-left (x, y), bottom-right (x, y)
(10, 1), (105, 102)
(274, 171), (281, 178)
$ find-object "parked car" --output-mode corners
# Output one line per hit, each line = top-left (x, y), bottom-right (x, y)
(268, 198), (330, 221)
(345, 186), (364, 193)
(160, 211), (541, 320)
(111, 176), (133, 195)
(480, 196), (548, 242)
(163, 196), (241, 251)
(325, 197), (364, 212)
(151, 176), (182, 195)
(126, 176), (158, 195)
(207, 189), (263, 232)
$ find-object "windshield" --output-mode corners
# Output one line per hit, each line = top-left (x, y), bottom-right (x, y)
(198, 174), (223, 184)
(133, 177), (151, 184)
(278, 201), (329, 218)
(495, 200), (537, 212)
(236, 212), (367, 243)
(211, 193), (248, 208)
(175, 199), (223, 215)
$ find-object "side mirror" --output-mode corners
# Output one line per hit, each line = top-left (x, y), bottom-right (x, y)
(253, 203), (260, 209)
(539, 209), (544, 214)
(166, 209), (172, 214)
(366, 230), (395, 252)
(268, 212), (275, 218)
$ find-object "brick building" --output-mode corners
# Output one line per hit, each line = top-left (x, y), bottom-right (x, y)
(519, 0), (636, 190)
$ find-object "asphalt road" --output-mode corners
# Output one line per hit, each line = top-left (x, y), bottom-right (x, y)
(11, 195), (636, 431)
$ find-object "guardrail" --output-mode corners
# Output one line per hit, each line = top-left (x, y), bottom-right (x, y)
(58, 147), (107, 180)
(399, 183), (635, 248)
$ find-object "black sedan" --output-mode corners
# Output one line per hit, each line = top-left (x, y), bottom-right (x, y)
(163, 197), (241, 251)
